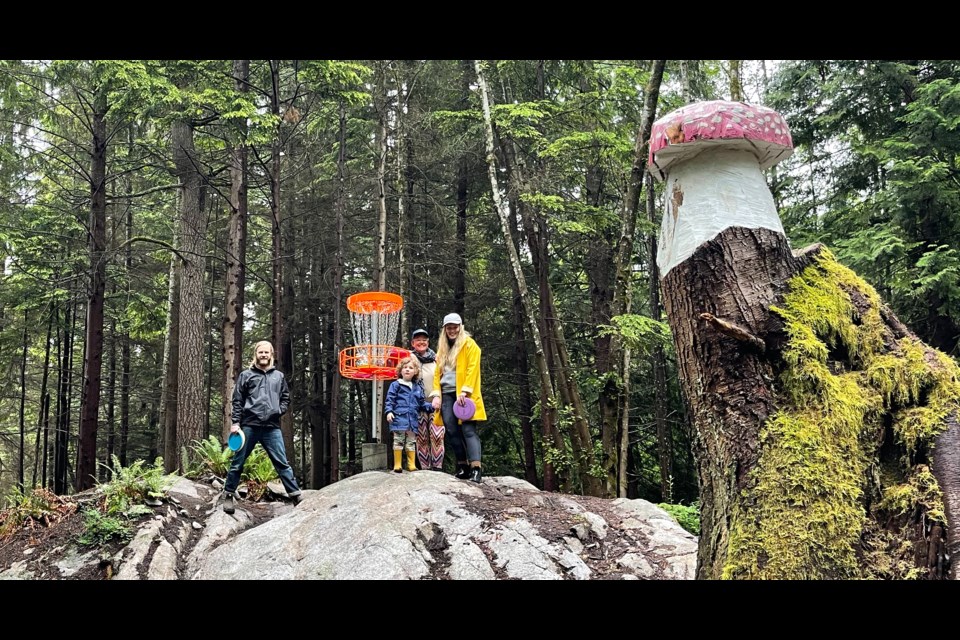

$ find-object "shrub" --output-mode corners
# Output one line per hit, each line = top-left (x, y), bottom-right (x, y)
(658, 501), (700, 536)
(0, 487), (75, 538)
(189, 435), (233, 478)
(98, 455), (175, 516)
(241, 447), (278, 501)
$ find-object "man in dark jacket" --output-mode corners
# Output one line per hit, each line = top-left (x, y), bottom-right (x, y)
(222, 340), (303, 514)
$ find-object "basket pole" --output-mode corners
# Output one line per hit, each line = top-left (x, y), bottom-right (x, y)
(372, 375), (379, 442)
(371, 310), (380, 441)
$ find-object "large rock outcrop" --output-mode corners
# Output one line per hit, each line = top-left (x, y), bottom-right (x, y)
(1, 471), (696, 580)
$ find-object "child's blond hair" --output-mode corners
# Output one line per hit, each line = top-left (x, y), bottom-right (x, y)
(395, 355), (420, 377)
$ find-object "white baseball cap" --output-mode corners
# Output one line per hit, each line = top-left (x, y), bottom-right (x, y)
(442, 312), (463, 326)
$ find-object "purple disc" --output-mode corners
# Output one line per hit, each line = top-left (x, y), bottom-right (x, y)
(453, 397), (476, 421)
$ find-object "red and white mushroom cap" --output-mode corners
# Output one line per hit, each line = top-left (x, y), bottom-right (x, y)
(648, 101), (795, 276)
(648, 100), (793, 181)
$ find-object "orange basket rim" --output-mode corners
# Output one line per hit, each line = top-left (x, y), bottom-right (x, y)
(340, 364), (399, 380)
(346, 291), (403, 314)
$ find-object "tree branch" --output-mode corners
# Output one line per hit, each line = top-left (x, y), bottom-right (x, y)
(699, 313), (766, 350)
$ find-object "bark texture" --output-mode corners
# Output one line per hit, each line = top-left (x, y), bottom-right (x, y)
(661, 228), (960, 579)
(661, 227), (795, 578)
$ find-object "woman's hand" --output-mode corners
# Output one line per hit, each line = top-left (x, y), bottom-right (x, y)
(432, 396), (441, 410)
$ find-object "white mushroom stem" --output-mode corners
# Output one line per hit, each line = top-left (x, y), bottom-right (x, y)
(657, 147), (785, 277)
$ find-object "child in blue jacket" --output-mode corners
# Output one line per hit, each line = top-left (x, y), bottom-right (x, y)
(385, 356), (434, 472)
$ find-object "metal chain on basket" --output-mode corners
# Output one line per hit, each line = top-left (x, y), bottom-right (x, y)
(348, 306), (401, 367)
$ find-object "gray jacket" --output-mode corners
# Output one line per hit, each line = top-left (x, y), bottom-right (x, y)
(232, 365), (290, 428)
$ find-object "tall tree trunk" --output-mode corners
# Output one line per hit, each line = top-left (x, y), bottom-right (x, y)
(222, 59), (249, 441)
(602, 59), (666, 496)
(18, 310), (27, 492)
(347, 382), (357, 472)
(487, 62), (564, 491)
(475, 59), (564, 490)
(507, 191), (539, 488)
(205, 256), (216, 439)
(375, 61), (389, 293)
(120, 126), (133, 466)
(120, 322), (130, 468)
(104, 313), (117, 481)
(172, 117), (205, 472)
(327, 98), (348, 486)
(160, 248), (180, 472)
(728, 60), (743, 101)
(77, 97), (108, 491)
(373, 61), (391, 445)
(54, 302), (73, 494)
(394, 65), (411, 339)
(497, 62), (606, 495)
(268, 60), (296, 459)
(34, 304), (53, 488)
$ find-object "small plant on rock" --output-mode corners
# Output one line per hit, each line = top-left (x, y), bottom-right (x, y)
(658, 501), (700, 536)
(0, 486), (75, 538)
(189, 435), (233, 478)
(98, 455), (174, 515)
(76, 456), (175, 546)
(241, 447), (279, 501)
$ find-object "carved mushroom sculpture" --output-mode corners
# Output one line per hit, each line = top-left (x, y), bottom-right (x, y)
(647, 100), (795, 277)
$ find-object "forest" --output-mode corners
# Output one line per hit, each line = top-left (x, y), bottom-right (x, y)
(0, 61), (957, 574)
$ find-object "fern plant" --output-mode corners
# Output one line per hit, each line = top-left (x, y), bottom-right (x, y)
(0, 487), (75, 538)
(75, 456), (175, 547)
(241, 447), (278, 501)
(190, 435), (233, 477)
(97, 455), (175, 515)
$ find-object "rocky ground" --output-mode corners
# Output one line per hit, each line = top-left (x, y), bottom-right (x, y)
(0, 471), (696, 580)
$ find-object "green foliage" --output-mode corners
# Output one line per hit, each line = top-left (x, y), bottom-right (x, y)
(0, 487), (75, 538)
(543, 445), (573, 476)
(74, 456), (175, 547)
(188, 435), (233, 478)
(658, 501), (700, 536)
(600, 314), (672, 354)
(771, 60), (960, 355)
(240, 447), (279, 501)
(77, 508), (135, 546)
(97, 455), (175, 516)
(724, 249), (960, 579)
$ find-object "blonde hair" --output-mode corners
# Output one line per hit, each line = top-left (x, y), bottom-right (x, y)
(435, 324), (471, 370)
(395, 356), (420, 377)
(249, 340), (276, 369)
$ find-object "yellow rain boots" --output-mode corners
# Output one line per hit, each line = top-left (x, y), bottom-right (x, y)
(393, 450), (403, 473)
(406, 450), (417, 472)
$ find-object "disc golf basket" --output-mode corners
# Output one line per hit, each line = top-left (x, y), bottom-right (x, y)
(339, 291), (411, 441)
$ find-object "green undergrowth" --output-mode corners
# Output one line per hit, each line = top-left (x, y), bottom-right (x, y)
(723, 249), (960, 579)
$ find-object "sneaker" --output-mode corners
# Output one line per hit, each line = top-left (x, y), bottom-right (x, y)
(469, 467), (483, 484)
(222, 493), (235, 514)
(291, 493), (304, 505)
